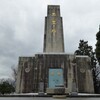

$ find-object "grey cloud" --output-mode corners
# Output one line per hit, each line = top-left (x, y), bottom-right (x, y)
(0, 0), (100, 78)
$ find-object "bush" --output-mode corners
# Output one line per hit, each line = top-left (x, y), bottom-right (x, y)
(0, 81), (15, 95)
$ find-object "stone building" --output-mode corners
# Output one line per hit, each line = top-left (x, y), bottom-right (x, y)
(16, 5), (94, 93)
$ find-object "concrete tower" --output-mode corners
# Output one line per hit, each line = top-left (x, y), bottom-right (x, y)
(43, 5), (64, 52)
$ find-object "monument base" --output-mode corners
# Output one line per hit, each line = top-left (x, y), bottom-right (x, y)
(46, 88), (55, 94)
(52, 95), (67, 98)
(70, 92), (78, 96)
(46, 88), (66, 95)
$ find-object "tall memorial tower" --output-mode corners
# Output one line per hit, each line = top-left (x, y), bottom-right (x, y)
(43, 5), (64, 52)
(16, 5), (94, 94)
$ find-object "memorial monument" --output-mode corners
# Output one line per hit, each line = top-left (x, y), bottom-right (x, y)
(16, 5), (94, 94)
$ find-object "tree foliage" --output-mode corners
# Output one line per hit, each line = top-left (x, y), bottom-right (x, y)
(75, 40), (92, 55)
(0, 81), (15, 95)
(96, 29), (100, 65)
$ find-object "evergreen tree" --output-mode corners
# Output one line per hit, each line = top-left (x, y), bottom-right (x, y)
(96, 27), (100, 65)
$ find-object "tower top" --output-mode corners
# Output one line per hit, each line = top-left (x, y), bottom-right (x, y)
(47, 5), (60, 16)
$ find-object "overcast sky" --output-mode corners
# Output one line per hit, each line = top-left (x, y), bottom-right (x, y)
(0, 0), (100, 79)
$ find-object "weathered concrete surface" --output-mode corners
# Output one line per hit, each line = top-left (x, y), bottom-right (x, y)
(16, 57), (35, 93)
(43, 5), (64, 52)
(76, 56), (94, 93)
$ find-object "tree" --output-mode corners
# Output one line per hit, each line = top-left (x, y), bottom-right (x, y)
(96, 28), (100, 65)
(75, 40), (93, 56)
(75, 40), (100, 93)
(0, 81), (15, 95)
